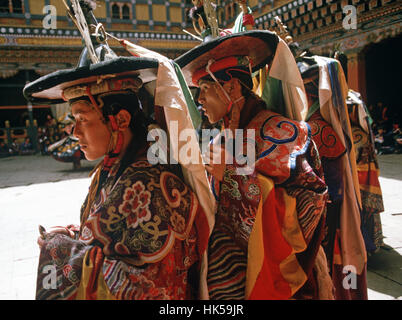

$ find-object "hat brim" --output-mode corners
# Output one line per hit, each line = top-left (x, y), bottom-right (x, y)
(297, 57), (319, 83)
(23, 56), (159, 105)
(174, 30), (279, 86)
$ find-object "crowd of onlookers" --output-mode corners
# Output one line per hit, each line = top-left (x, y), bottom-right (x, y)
(369, 102), (402, 155)
(0, 137), (35, 157)
(37, 114), (72, 156)
(0, 114), (71, 158)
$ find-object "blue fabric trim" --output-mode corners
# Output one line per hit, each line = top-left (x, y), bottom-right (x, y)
(328, 61), (342, 111)
(288, 122), (311, 171)
(258, 120), (311, 184)
(211, 176), (219, 201)
(258, 115), (299, 159)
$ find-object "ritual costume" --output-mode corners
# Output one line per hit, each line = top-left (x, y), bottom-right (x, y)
(23, 0), (212, 300)
(297, 56), (368, 299)
(175, 31), (333, 300)
(347, 90), (385, 253)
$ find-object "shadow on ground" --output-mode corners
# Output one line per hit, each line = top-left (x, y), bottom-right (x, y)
(367, 243), (402, 299)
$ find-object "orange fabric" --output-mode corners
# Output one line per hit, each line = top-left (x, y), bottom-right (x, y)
(249, 184), (291, 299)
(357, 163), (382, 192)
(86, 247), (103, 299)
(246, 175), (307, 299)
(74, 204), (209, 301)
(74, 247), (116, 300)
(358, 170), (381, 187)
(245, 177), (270, 298)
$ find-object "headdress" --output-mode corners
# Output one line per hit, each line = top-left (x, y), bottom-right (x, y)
(23, 0), (159, 234)
(175, 30), (279, 131)
(23, 1), (159, 165)
(24, 0), (158, 105)
(176, 30), (278, 86)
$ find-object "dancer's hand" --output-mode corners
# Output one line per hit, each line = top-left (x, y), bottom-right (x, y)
(37, 225), (75, 249)
(204, 143), (228, 182)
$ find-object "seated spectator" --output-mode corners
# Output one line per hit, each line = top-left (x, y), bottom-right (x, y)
(374, 127), (384, 148)
(391, 122), (401, 135)
(375, 126), (396, 155)
(44, 139), (51, 155)
(395, 134), (402, 153)
(0, 139), (10, 158)
(44, 114), (59, 143)
(19, 137), (35, 155)
(391, 122), (402, 154)
(37, 128), (48, 155)
(9, 139), (19, 155)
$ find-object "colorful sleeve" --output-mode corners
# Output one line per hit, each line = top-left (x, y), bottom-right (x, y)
(36, 165), (209, 300)
(252, 111), (328, 243)
(36, 233), (96, 299)
(241, 112), (329, 299)
(80, 165), (200, 264)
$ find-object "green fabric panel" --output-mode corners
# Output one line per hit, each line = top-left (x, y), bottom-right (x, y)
(305, 100), (320, 121)
(261, 76), (286, 115)
(172, 61), (201, 130)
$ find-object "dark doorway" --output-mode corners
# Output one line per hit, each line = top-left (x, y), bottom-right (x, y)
(365, 34), (402, 125)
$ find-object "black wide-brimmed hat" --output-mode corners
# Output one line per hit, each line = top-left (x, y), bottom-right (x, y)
(24, 0), (159, 106)
(174, 30), (279, 87)
(23, 56), (159, 105)
(296, 56), (319, 82)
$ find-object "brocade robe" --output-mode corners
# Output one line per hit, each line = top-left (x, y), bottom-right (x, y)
(351, 125), (384, 253)
(36, 160), (209, 300)
(208, 96), (331, 300)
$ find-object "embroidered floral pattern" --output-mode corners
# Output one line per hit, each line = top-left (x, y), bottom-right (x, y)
(81, 163), (199, 265)
(80, 225), (93, 242)
(119, 181), (152, 229)
(36, 161), (203, 300)
(170, 211), (186, 234)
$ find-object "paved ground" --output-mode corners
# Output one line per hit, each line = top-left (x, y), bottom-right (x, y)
(0, 153), (401, 300)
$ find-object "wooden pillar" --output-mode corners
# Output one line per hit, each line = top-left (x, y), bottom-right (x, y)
(346, 50), (367, 101)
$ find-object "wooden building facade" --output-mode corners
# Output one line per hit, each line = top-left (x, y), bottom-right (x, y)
(0, 0), (401, 139)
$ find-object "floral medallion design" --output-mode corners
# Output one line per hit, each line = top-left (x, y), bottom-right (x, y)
(119, 181), (152, 229)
